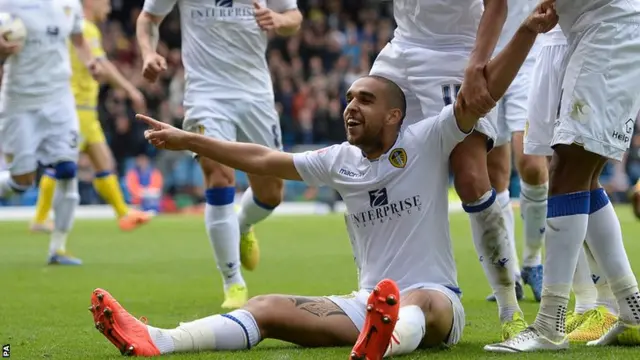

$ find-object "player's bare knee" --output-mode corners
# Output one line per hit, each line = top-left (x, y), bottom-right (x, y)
(243, 295), (281, 337)
(200, 157), (235, 188)
(487, 144), (511, 192)
(549, 144), (601, 194)
(249, 175), (283, 208)
(517, 154), (548, 185)
(12, 172), (36, 187)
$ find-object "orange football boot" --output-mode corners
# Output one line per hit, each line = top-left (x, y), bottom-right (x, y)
(119, 209), (152, 231)
(89, 288), (161, 357)
(350, 279), (400, 360)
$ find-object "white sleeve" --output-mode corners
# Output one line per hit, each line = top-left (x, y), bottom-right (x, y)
(267, 0), (298, 12)
(143, 0), (178, 17)
(409, 104), (471, 157)
(71, 0), (84, 34)
(291, 145), (340, 187)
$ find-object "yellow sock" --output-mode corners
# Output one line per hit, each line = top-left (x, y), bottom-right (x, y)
(34, 171), (57, 223)
(93, 172), (129, 218)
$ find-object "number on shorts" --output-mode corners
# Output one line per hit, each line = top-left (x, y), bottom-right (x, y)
(442, 84), (462, 106)
(271, 125), (280, 148)
(69, 130), (79, 149)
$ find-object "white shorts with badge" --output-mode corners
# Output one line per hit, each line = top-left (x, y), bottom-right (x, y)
(327, 283), (465, 347)
(494, 59), (535, 147)
(0, 92), (80, 175)
(370, 41), (498, 146)
(524, 43), (567, 156)
(552, 21), (640, 161)
(183, 99), (283, 156)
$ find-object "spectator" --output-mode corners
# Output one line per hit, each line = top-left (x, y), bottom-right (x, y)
(126, 155), (163, 213)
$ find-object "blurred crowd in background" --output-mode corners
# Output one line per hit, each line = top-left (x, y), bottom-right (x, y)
(1, 0), (640, 210)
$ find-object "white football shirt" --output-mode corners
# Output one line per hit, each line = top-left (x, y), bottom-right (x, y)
(392, 0), (483, 50)
(556, 0), (640, 33)
(494, 0), (535, 53)
(0, 0), (83, 110)
(143, 0), (297, 121)
(293, 105), (468, 293)
(539, 25), (566, 47)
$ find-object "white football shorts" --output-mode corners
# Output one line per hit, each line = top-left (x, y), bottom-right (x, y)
(370, 40), (497, 146)
(552, 21), (640, 161)
(494, 58), (536, 147)
(183, 99), (283, 155)
(327, 283), (465, 347)
(0, 91), (80, 175)
(524, 43), (567, 156)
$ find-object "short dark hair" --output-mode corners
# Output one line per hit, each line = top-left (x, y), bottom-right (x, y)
(366, 75), (407, 122)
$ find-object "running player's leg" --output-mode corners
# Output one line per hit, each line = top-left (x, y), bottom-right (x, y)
(90, 288), (359, 356)
(0, 111), (40, 199)
(403, 46), (523, 338)
(40, 95), (82, 265)
(503, 63), (548, 302)
(237, 101), (284, 271)
(79, 109), (151, 230)
(184, 113), (246, 309)
(486, 134), (524, 303)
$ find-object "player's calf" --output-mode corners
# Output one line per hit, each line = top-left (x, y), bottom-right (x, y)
(0, 170), (33, 198)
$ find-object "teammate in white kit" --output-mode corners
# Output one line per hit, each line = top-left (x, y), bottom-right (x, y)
(136, 0), (302, 309)
(485, 0), (548, 303)
(522, 24), (619, 343)
(87, 7), (557, 358)
(0, 0), (102, 265)
(486, 0), (640, 352)
(369, 0), (528, 339)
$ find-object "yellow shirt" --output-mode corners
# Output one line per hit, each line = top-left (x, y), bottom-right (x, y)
(70, 21), (105, 109)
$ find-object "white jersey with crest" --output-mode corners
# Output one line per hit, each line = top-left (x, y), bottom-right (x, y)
(0, 0), (83, 110)
(293, 105), (467, 293)
(392, 0), (483, 50)
(556, 0), (640, 33)
(143, 0), (297, 121)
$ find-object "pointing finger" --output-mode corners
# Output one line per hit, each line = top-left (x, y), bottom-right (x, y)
(136, 114), (165, 129)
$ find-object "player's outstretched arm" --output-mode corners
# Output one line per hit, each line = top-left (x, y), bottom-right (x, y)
(455, 3), (558, 132)
(137, 114), (303, 181)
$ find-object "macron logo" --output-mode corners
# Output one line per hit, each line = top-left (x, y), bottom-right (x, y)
(339, 168), (363, 178)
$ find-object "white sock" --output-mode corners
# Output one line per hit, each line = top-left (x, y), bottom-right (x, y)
(464, 189), (521, 323)
(533, 191), (590, 341)
(49, 178), (79, 255)
(147, 309), (261, 354)
(519, 181), (547, 267)
(384, 305), (425, 357)
(572, 246), (597, 314)
(0, 170), (30, 198)
(237, 188), (277, 234)
(204, 187), (244, 290)
(584, 189), (640, 324)
(497, 190), (520, 279)
(583, 244), (619, 315)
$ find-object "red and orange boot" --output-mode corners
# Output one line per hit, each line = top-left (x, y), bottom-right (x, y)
(89, 288), (161, 357)
(350, 279), (400, 360)
(119, 209), (153, 232)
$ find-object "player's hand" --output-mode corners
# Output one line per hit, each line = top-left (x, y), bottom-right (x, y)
(253, 1), (283, 31)
(128, 88), (147, 114)
(459, 65), (496, 118)
(524, 1), (559, 34)
(142, 53), (167, 83)
(87, 59), (106, 82)
(137, 114), (190, 151)
(0, 35), (22, 56)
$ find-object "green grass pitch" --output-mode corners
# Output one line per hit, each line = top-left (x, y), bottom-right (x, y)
(1, 207), (639, 359)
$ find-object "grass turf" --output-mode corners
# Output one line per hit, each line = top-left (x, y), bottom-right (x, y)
(1, 206), (639, 359)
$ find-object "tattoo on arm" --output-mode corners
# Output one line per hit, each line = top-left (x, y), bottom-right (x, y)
(288, 297), (348, 318)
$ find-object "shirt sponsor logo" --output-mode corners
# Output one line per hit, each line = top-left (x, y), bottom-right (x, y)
(347, 187), (422, 228)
